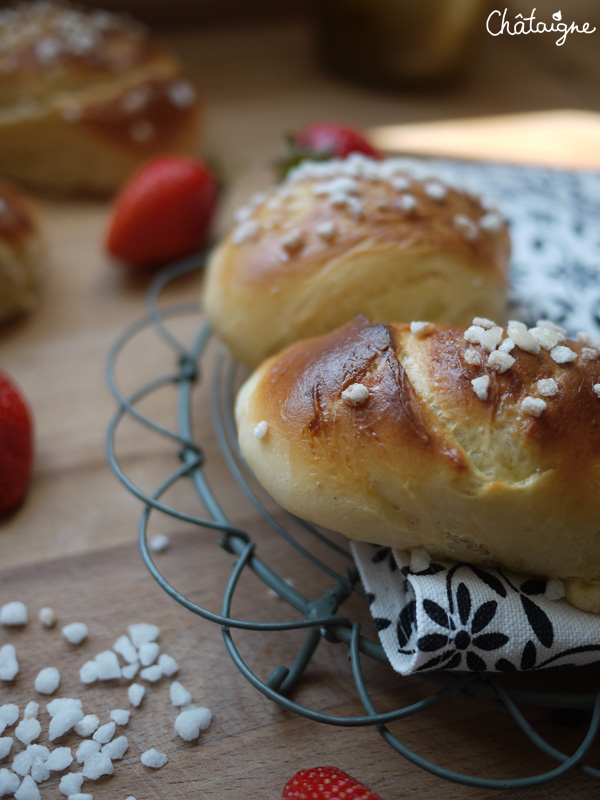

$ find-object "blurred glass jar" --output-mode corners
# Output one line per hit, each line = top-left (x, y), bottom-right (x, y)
(313, 0), (489, 88)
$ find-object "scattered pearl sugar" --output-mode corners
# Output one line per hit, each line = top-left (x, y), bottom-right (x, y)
(170, 681), (192, 707)
(39, 608), (57, 628)
(30, 755), (49, 783)
(395, 193), (417, 212)
(577, 331), (600, 348)
(281, 229), (303, 253)
(15, 719), (41, 745)
(128, 623), (159, 649)
(464, 325), (485, 345)
(231, 219), (259, 245)
(0, 602), (28, 626)
(582, 347), (599, 361)
(594, 384), (600, 398)
(46, 746), (72, 771)
(253, 420), (268, 440)
(550, 345), (576, 364)
(92, 722), (115, 744)
(102, 735), (128, 760)
(12, 749), (34, 776)
(127, 683), (145, 708)
(76, 739), (100, 764)
(507, 324), (540, 354)
(34, 667), (61, 695)
(454, 213), (478, 240)
(520, 396), (546, 417)
(139, 642), (159, 667)
(121, 663), (139, 680)
(315, 220), (336, 240)
(472, 317), (495, 330)
(544, 578), (566, 601)
(94, 650), (121, 680)
(537, 378), (558, 397)
(0, 705), (19, 729)
(479, 326), (504, 353)
(0, 737), (12, 759)
(113, 635), (138, 664)
(498, 338), (515, 354)
(81, 751), (114, 780)
(463, 348), (482, 366)
(0, 768), (19, 796)
(0, 644), (19, 681)
(471, 375), (490, 401)
(62, 623), (88, 645)
(149, 534), (170, 553)
(409, 548), (431, 573)
(410, 321), (434, 337)
(488, 350), (515, 373)
(341, 383), (370, 406)
(529, 324), (565, 350)
(157, 653), (179, 677)
(59, 771), (84, 796)
(424, 181), (446, 201)
(49, 708), (84, 741)
(109, 709), (130, 726)
(74, 714), (99, 737)
(24, 703), (38, 720)
(141, 748), (167, 769)
(174, 707), (212, 741)
(140, 665), (162, 682)
(14, 774), (40, 800)
(47, 699), (82, 718)
(79, 661), (98, 685)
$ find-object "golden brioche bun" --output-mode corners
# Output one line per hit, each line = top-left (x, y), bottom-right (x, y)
(205, 155), (510, 367)
(0, 180), (44, 323)
(235, 315), (600, 612)
(0, 1), (200, 194)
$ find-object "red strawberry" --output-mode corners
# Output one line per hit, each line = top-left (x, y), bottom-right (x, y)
(106, 154), (219, 269)
(278, 122), (381, 178)
(282, 766), (384, 800)
(0, 371), (33, 514)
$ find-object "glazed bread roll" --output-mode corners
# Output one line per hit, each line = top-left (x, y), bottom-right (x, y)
(204, 155), (510, 367)
(0, 181), (44, 323)
(236, 315), (600, 613)
(0, 1), (200, 194)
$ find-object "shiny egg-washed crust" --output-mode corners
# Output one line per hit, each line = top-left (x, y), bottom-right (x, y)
(0, 181), (44, 323)
(0, 2), (200, 194)
(205, 172), (510, 367)
(236, 316), (600, 613)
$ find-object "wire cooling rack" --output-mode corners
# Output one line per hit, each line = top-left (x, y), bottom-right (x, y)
(106, 255), (600, 791)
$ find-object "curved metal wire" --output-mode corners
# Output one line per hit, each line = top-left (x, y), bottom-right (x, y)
(106, 256), (600, 788)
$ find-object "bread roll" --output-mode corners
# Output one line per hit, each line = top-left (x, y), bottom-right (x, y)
(235, 315), (600, 612)
(0, 180), (44, 323)
(204, 155), (510, 367)
(0, 1), (200, 194)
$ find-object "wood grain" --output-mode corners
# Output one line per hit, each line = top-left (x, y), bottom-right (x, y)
(1, 17), (600, 800)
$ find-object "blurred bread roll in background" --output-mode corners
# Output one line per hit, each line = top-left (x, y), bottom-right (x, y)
(0, 180), (44, 323)
(204, 155), (510, 367)
(0, 1), (200, 194)
(236, 315), (600, 612)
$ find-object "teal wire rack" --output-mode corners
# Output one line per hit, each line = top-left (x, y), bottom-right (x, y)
(106, 255), (600, 790)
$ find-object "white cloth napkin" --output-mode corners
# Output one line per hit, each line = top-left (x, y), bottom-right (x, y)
(351, 161), (600, 674)
(352, 542), (600, 674)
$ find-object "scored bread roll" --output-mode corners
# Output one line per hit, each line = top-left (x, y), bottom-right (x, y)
(236, 315), (600, 613)
(0, 1), (200, 194)
(204, 155), (510, 367)
(0, 180), (44, 323)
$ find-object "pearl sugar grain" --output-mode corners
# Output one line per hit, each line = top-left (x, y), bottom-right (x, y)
(0, 644), (19, 681)
(62, 623), (88, 645)
(175, 707), (212, 741)
(34, 667), (61, 695)
(0, 601), (28, 626)
(169, 681), (192, 707)
(141, 748), (168, 768)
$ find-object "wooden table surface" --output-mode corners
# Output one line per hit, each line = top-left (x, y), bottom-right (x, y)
(1, 16), (600, 800)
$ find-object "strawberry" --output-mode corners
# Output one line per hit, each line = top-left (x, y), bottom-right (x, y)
(106, 155), (219, 269)
(282, 766), (384, 800)
(0, 371), (33, 514)
(277, 122), (381, 178)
